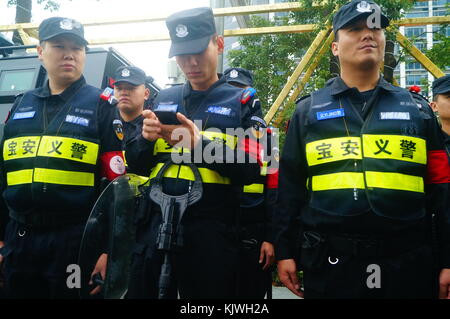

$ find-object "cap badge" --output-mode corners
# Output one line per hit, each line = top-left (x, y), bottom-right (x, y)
(60, 19), (74, 30)
(230, 70), (239, 78)
(356, 1), (372, 13)
(121, 69), (130, 77)
(176, 24), (189, 38)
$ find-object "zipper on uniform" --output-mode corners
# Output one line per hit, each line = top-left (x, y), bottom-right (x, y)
(353, 161), (358, 201)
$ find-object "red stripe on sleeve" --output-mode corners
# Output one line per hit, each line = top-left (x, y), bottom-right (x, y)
(426, 150), (450, 184)
(239, 137), (264, 164)
(100, 151), (126, 181)
(266, 169), (279, 189)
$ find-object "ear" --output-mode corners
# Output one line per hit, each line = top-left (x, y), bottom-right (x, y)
(217, 36), (224, 55)
(430, 101), (438, 112)
(331, 41), (339, 57)
(37, 44), (44, 61)
(144, 88), (150, 100)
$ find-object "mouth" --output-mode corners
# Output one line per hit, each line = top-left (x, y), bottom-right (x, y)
(61, 64), (75, 69)
(186, 72), (202, 77)
(119, 98), (130, 103)
(359, 44), (376, 50)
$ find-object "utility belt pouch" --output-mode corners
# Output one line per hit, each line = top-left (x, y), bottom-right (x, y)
(299, 231), (329, 270)
(134, 186), (152, 225)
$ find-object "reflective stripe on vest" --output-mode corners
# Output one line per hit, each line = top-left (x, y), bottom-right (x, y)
(4, 136), (99, 164)
(362, 135), (426, 164)
(312, 172), (365, 191)
(243, 183), (264, 194)
(7, 168), (95, 187)
(149, 163), (230, 184)
(312, 171), (424, 193)
(306, 134), (426, 166)
(365, 171), (424, 193)
(153, 131), (238, 155)
(306, 137), (362, 166)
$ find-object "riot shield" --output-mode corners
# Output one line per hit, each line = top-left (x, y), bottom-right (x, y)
(78, 174), (148, 299)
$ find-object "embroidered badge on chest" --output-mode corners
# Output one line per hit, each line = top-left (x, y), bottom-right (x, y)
(316, 109), (345, 121)
(206, 106), (233, 116)
(379, 112), (410, 120)
(13, 111), (36, 120)
(65, 114), (90, 127)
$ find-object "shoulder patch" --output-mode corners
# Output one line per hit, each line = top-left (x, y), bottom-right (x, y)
(113, 119), (124, 141)
(240, 87), (256, 105)
(250, 116), (267, 139)
(100, 87), (118, 106)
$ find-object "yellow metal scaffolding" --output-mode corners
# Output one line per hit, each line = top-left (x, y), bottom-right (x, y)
(1, 2), (446, 126)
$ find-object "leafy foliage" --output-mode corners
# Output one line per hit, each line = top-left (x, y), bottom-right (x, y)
(7, 0), (66, 12)
(227, 0), (423, 118)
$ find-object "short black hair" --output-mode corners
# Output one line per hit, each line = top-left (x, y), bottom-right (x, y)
(334, 30), (339, 41)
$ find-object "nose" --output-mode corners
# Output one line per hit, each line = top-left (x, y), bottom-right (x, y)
(361, 28), (375, 41)
(63, 49), (74, 60)
(119, 88), (130, 95)
(185, 55), (198, 66)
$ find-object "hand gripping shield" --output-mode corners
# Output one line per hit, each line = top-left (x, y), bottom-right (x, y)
(78, 174), (148, 299)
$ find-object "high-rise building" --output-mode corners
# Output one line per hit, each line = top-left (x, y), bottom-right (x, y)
(395, 0), (449, 96)
(218, 0), (449, 96)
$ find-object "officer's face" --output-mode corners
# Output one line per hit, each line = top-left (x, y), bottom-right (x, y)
(114, 82), (149, 116)
(37, 36), (86, 85)
(431, 92), (450, 122)
(332, 19), (385, 70)
(175, 36), (224, 91)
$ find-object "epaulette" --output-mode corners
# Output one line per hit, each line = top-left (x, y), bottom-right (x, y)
(295, 94), (311, 104)
(240, 87), (256, 104)
(99, 87), (118, 106)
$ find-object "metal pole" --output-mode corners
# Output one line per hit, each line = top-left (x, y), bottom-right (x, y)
(211, 0), (225, 73)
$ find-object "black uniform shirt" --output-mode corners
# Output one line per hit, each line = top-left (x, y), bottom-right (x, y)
(121, 114), (143, 147)
(125, 75), (263, 217)
(35, 77), (85, 125)
(274, 77), (450, 263)
(0, 76), (124, 240)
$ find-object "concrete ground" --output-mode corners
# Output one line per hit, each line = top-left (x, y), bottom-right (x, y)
(271, 286), (302, 299)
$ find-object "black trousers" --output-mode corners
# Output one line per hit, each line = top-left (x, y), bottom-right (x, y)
(2, 219), (84, 299)
(300, 243), (437, 299)
(127, 211), (241, 299)
(236, 222), (272, 299)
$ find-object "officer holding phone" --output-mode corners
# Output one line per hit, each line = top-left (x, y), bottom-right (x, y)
(125, 7), (264, 298)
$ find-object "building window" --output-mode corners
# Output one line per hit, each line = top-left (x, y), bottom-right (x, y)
(406, 74), (427, 86)
(406, 62), (424, 70)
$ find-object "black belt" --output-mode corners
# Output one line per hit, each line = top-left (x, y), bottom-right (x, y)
(10, 211), (88, 228)
(327, 233), (429, 258)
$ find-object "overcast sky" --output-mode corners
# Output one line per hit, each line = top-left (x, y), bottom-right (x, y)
(0, 0), (210, 87)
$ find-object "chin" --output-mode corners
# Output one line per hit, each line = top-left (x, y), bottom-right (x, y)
(359, 58), (381, 70)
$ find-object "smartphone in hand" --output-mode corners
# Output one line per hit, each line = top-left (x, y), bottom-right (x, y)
(153, 104), (181, 125)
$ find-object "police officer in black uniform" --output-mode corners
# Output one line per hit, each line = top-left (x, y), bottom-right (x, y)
(431, 75), (450, 157)
(224, 67), (276, 298)
(0, 17), (125, 298)
(275, 0), (450, 299)
(112, 66), (151, 175)
(125, 7), (263, 299)
(114, 66), (150, 145)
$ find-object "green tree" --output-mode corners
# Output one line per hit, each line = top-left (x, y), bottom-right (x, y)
(424, 3), (450, 72)
(228, 0), (418, 121)
(7, 0), (72, 44)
